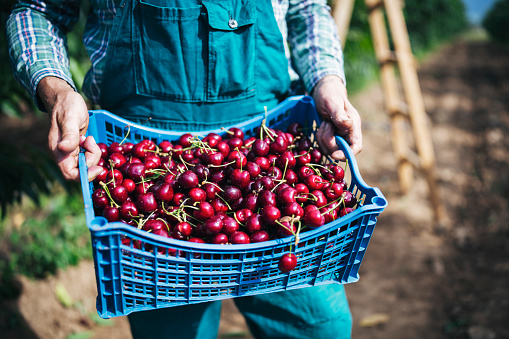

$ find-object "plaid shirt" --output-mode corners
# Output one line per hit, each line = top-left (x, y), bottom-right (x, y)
(7, 0), (345, 109)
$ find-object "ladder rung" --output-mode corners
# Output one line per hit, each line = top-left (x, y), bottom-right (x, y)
(378, 50), (398, 65)
(404, 150), (421, 170)
(388, 102), (409, 118)
(366, 0), (384, 12)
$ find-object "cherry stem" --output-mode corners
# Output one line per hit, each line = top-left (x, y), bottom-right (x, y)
(179, 155), (194, 169)
(221, 127), (235, 136)
(99, 182), (119, 208)
(233, 212), (245, 227)
(293, 149), (312, 158)
(119, 124), (132, 145)
(215, 193), (232, 211)
(237, 148), (243, 171)
(209, 160), (236, 168)
(202, 180), (224, 192)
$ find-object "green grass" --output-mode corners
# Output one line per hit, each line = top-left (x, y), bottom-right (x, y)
(0, 189), (91, 299)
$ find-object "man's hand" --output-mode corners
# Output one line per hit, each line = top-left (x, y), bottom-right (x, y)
(37, 77), (102, 181)
(312, 75), (362, 161)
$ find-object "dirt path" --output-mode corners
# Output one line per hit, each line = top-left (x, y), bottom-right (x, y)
(1, 36), (508, 339)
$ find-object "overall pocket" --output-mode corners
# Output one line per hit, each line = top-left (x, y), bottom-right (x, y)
(133, 0), (205, 102)
(203, 0), (257, 101)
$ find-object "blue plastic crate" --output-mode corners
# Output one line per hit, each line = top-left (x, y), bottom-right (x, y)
(79, 95), (387, 318)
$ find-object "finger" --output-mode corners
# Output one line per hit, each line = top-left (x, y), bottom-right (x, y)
(57, 148), (81, 181)
(57, 113), (81, 154)
(316, 123), (329, 155)
(87, 166), (104, 182)
(80, 135), (101, 168)
(328, 100), (353, 132)
(317, 122), (340, 156)
(344, 102), (363, 156)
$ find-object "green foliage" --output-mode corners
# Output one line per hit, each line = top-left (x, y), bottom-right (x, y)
(404, 0), (468, 55)
(0, 192), (91, 285)
(0, 141), (78, 218)
(483, 0), (509, 44)
(343, 0), (468, 93)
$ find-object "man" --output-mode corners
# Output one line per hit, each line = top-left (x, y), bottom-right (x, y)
(7, 1), (361, 338)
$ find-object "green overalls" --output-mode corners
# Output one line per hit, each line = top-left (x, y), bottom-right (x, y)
(98, 0), (352, 337)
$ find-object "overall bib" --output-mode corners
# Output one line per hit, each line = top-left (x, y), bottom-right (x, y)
(99, 0), (290, 130)
(98, 0), (351, 337)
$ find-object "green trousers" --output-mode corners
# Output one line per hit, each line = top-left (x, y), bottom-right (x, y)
(128, 284), (352, 339)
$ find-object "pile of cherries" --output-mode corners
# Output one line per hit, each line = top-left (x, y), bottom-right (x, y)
(91, 121), (357, 273)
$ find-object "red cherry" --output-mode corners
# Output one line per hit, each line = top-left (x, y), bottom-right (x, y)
(98, 143), (109, 159)
(193, 201), (215, 220)
(106, 169), (123, 186)
(136, 192), (157, 214)
(229, 231), (250, 244)
(235, 208), (253, 225)
(304, 205), (325, 229)
(202, 215), (224, 235)
(178, 170), (199, 189)
(306, 174), (326, 190)
(277, 221), (296, 237)
(254, 157), (270, 172)
(339, 207), (354, 217)
(245, 213), (264, 233)
(245, 162), (261, 179)
(179, 133), (193, 148)
(324, 182), (344, 201)
(111, 185), (128, 204)
(222, 217), (239, 235)
(92, 188), (108, 208)
(311, 190), (327, 208)
(250, 230), (269, 243)
(210, 233), (229, 244)
(279, 253), (298, 273)
(122, 142), (134, 154)
(210, 197), (229, 213)
(127, 163), (146, 181)
(231, 169), (250, 189)
(120, 201), (138, 220)
(309, 148), (322, 163)
(261, 205), (281, 224)
(243, 193), (259, 211)
(294, 183), (310, 204)
(252, 139), (270, 157)
(228, 127), (244, 140)
(109, 153), (126, 169)
(269, 135), (288, 154)
(283, 202), (304, 218)
(278, 187), (297, 205)
(122, 178), (136, 193)
(155, 183), (174, 203)
(276, 151), (296, 169)
(103, 206), (119, 222)
(189, 187), (206, 203)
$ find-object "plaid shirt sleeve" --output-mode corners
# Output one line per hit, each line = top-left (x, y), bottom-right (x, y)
(6, 0), (81, 111)
(286, 0), (346, 93)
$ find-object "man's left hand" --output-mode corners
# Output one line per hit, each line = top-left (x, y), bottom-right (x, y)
(312, 75), (362, 161)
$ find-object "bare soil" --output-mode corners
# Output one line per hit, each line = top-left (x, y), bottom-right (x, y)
(1, 37), (508, 339)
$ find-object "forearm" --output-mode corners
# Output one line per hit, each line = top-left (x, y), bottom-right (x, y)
(6, 1), (80, 111)
(287, 0), (346, 93)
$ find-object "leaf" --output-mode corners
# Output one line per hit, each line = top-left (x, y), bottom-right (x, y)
(66, 331), (94, 339)
(89, 312), (115, 327)
(1, 100), (20, 118)
(55, 283), (73, 307)
(359, 313), (391, 327)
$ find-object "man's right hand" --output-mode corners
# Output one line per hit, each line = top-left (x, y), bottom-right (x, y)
(37, 76), (103, 182)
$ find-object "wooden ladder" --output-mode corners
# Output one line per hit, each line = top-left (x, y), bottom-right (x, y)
(332, 0), (446, 224)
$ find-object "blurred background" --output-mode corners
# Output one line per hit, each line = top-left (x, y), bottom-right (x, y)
(0, 0), (508, 338)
